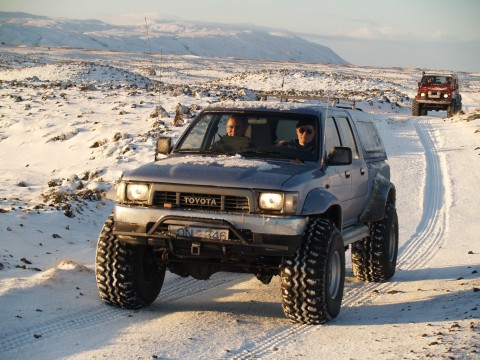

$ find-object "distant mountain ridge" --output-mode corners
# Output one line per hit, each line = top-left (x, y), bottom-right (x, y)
(0, 11), (348, 65)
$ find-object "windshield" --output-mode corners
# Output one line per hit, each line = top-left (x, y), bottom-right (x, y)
(175, 112), (320, 162)
(421, 75), (453, 86)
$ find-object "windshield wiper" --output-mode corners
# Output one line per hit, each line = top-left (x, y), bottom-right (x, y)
(175, 148), (235, 156)
(175, 148), (215, 153)
(238, 150), (298, 160)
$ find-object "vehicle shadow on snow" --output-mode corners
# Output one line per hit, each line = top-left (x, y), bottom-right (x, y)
(393, 265), (479, 282)
(149, 298), (286, 321)
(147, 276), (287, 320)
(337, 287), (478, 326)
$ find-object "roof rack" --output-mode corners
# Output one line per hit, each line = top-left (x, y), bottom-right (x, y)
(257, 93), (358, 110)
(422, 71), (456, 77)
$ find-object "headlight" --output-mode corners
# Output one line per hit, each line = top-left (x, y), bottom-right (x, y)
(420, 92), (426, 97)
(126, 183), (149, 201)
(258, 192), (298, 213)
(259, 193), (283, 211)
(443, 93), (449, 98)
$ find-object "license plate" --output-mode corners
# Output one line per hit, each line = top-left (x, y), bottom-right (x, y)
(168, 225), (229, 240)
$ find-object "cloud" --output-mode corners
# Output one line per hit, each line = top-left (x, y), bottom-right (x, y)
(340, 25), (420, 42)
(106, 12), (175, 26)
(432, 30), (457, 41)
(346, 26), (375, 39)
(343, 25), (411, 41)
(343, 25), (460, 43)
(379, 27), (408, 38)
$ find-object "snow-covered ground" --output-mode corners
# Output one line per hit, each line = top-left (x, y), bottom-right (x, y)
(0, 46), (479, 359)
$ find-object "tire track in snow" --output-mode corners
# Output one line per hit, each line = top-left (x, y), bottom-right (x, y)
(0, 272), (241, 353)
(342, 117), (448, 303)
(0, 118), (449, 358)
(0, 306), (126, 353)
(225, 117), (449, 359)
(396, 117), (447, 270)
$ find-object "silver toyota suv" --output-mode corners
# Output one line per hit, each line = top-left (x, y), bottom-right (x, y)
(95, 102), (398, 325)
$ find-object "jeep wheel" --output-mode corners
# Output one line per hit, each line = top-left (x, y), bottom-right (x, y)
(95, 214), (166, 309)
(412, 100), (420, 116)
(351, 203), (399, 282)
(447, 104), (454, 118)
(280, 218), (345, 324)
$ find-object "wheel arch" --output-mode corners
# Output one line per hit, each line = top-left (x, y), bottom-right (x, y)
(301, 188), (343, 230)
(359, 174), (396, 223)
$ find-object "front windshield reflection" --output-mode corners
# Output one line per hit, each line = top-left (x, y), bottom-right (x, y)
(175, 112), (319, 162)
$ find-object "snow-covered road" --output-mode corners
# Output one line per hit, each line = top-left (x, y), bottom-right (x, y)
(0, 48), (478, 359)
(1, 115), (476, 360)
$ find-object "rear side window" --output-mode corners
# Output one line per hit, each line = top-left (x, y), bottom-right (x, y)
(355, 121), (383, 153)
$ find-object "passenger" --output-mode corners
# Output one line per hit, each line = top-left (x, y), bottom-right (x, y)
(277, 120), (316, 153)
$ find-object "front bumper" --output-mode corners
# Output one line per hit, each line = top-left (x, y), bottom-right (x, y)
(415, 99), (452, 111)
(416, 99), (451, 105)
(112, 205), (308, 256)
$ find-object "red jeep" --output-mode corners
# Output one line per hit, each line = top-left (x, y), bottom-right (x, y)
(412, 72), (462, 117)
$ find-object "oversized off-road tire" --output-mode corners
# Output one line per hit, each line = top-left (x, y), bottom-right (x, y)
(280, 218), (345, 325)
(412, 99), (420, 116)
(447, 103), (454, 118)
(351, 203), (398, 282)
(453, 98), (462, 115)
(95, 214), (166, 309)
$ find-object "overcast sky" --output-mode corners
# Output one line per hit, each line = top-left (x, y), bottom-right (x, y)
(2, 0), (479, 71)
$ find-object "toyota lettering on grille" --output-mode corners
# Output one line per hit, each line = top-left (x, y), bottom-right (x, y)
(183, 196), (218, 206)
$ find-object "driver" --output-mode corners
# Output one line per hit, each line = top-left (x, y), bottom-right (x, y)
(226, 115), (248, 137)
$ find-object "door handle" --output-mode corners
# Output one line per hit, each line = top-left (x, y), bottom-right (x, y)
(345, 170), (351, 178)
(360, 167), (365, 175)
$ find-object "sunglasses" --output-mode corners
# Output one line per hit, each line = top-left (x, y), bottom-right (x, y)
(298, 127), (313, 135)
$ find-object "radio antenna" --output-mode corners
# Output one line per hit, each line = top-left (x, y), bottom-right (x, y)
(321, 94), (330, 170)
(144, 17), (163, 141)
(280, 40), (291, 102)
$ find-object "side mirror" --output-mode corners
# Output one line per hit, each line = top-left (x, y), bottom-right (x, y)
(327, 146), (352, 165)
(155, 137), (172, 160)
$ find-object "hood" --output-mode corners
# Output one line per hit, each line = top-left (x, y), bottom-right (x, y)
(122, 154), (312, 189)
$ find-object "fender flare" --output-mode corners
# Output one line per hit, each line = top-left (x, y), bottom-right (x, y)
(301, 188), (342, 230)
(359, 174), (396, 223)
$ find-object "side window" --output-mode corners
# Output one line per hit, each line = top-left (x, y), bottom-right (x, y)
(324, 117), (341, 155)
(335, 116), (359, 159)
(178, 115), (211, 149)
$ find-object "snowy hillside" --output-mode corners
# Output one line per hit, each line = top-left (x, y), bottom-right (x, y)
(0, 46), (479, 359)
(0, 11), (348, 64)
